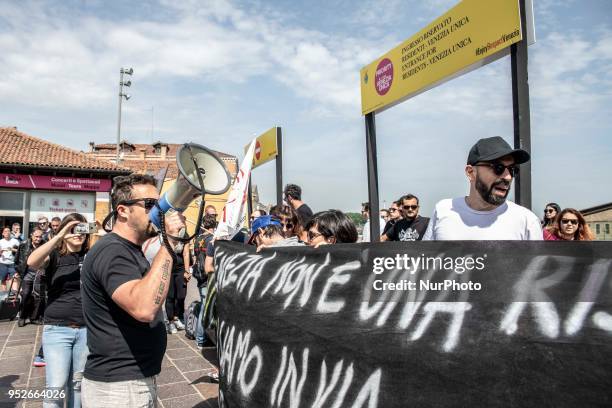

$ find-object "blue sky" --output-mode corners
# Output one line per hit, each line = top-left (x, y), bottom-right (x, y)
(1, 0), (611, 218)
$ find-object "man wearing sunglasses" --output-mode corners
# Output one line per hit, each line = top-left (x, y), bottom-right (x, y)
(423, 136), (542, 240)
(381, 194), (430, 241)
(383, 200), (402, 235)
(81, 174), (186, 406)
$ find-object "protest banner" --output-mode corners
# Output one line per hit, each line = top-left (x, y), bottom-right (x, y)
(215, 241), (612, 407)
(215, 140), (256, 239)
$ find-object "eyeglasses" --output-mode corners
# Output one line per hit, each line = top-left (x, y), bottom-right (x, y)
(474, 162), (519, 177)
(544, 209), (556, 214)
(561, 219), (578, 226)
(402, 205), (419, 211)
(118, 198), (158, 211)
(282, 222), (294, 230)
(307, 230), (323, 242)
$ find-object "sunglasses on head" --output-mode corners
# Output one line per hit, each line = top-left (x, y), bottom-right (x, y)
(403, 205), (418, 211)
(475, 162), (519, 177)
(561, 218), (578, 226)
(118, 198), (158, 211)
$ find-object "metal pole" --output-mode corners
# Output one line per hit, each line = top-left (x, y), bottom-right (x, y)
(116, 70), (124, 164)
(511, 0), (532, 209)
(247, 178), (253, 228)
(276, 127), (283, 206)
(365, 112), (380, 242)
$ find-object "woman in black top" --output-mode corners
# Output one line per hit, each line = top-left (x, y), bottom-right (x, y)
(28, 213), (90, 408)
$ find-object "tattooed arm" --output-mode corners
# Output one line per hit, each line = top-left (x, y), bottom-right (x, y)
(111, 246), (174, 322)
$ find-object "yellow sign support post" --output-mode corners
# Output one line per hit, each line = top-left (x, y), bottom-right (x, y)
(360, 0), (534, 242)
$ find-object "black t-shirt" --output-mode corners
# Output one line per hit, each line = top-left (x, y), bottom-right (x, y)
(296, 204), (314, 227)
(81, 233), (166, 382)
(382, 219), (396, 235)
(44, 250), (85, 326)
(385, 216), (430, 241)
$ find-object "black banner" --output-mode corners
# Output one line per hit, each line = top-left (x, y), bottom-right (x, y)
(215, 241), (612, 408)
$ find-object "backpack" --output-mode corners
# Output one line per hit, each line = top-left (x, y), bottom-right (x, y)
(184, 300), (202, 340)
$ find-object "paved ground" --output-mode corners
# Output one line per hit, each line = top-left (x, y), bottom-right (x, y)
(0, 279), (219, 408)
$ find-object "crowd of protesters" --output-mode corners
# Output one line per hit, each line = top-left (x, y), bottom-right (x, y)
(0, 135), (597, 407)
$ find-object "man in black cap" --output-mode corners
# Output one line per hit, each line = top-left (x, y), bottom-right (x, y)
(423, 136), (542, 240)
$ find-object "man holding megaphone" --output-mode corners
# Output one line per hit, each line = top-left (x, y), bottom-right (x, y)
(80, 174), (186, 407)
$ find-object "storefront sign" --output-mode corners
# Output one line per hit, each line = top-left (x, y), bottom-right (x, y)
(244, 127), (278, 169)
(360, 0), (523, 115)
(0, 173), (111, 192)
(30, 192), (95, 222)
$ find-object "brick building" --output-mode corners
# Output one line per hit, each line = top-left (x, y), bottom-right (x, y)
(0, 127), (129, 235)
(581, 202), (612, 241)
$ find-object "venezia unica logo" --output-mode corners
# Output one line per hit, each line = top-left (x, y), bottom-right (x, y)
(375, 58), (393, 96)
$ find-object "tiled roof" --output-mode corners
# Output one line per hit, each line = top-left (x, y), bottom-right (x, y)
(0, 127), (130, 174)
(92, 141), (236, 159)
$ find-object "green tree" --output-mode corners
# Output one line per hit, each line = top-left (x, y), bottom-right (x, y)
(346, 212), (365, 228)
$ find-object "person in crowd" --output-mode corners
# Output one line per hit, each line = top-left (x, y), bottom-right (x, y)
(423, 136), (542, 240)
(193, 214), (217, 349)
(38, 216), (52, 242)
(11, 223), (24, 243)
(543, 208), (594, 241)
(270, 204), (302, 240)
(0, 226), (20, 291)
(306, 210), (358, 247)
(381, 209), (390, 223)
(361, 202), (385, 242)
(381, 194), (430, 241)
(50, 217), (62, 238)
(542, 203), (561, 228)
(80, 174), (184, 406)
(165, 231), (191, 334)
(204, 205), (217, 219)
(383, 200), (402, 235)
(27, 213), (90, 408)
(16, 227), (45, 327)
(284, 184), (313, 228)
(249, 215), (305, 249)
(250, 209), (266, 222)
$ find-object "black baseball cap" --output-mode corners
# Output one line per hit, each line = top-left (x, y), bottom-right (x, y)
(467, 136), (530, 165)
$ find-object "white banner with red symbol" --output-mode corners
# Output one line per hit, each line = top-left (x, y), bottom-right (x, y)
(214, 140), (256, 240)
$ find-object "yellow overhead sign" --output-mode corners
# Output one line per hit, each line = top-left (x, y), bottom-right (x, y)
(360, 0), (522, 115)
(245, 127), (278, 169)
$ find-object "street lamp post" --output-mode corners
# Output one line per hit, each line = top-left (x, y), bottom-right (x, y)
(116, 67), (133, 163)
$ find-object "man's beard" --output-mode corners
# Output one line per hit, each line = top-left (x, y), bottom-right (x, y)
(475, 177), (510, 206)
(144, 222), (159, 239)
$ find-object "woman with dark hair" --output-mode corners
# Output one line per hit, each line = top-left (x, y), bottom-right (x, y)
(542, 203), (561, 228)
(270, 204), (302, 240)
(544, 208), (594, 241)
(305, 210), (358, 247)
(28, 213), (90, 408)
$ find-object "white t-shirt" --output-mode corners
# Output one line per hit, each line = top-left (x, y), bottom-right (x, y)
(422, 197), (543, 240)
(0, 238), (20, 264)
(362, 217), (386, 242)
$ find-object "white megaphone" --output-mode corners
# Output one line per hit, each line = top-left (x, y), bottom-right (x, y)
(148, 143), (231, 230)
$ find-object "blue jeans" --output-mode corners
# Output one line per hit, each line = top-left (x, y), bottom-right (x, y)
(43, 325), (89, 408)
(0, 263), (16, 283)
(195, 286), (208, 346)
